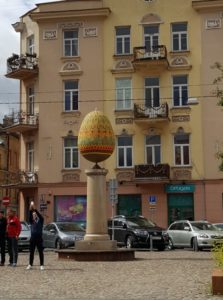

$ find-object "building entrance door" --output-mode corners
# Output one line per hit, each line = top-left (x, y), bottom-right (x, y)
(168, 193), (194, 225)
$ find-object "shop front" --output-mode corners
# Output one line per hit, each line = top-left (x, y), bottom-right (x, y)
(165, 184), (195, 225)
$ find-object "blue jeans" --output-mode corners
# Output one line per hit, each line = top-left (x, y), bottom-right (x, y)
(7, 237), (18, 264)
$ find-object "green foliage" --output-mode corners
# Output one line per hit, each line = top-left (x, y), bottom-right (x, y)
(211, 62), (223, 106)
(212, 241), (223, 268)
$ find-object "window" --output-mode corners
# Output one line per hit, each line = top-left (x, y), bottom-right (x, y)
(27, 142), (34, 171)
(64, 137), (79, 169)
(145, 77), (160, 107)
(27, 35), (34, 54)
(172, 23), (188, 51)
(27, 86), (34, 115)
(63, 30), (78, 57)
(116, 78), (132, 110)
(173, 75), (188, 106)
(115, 27), (131, 55)
(144, 25), (159, 55)
(174, 133), (190, 166)
(117, 136), (133, 167)
(145, 135), (161, 165)
(64, 80), (79, 111)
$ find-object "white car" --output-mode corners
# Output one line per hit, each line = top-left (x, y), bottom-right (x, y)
(213, 223), (223, 231)
(167, 220), (223, 251)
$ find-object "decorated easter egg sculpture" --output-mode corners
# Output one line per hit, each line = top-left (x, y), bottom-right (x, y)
(78, 110), (115, 164)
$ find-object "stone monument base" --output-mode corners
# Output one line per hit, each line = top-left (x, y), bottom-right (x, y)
(75, 239), (117, 251)
(57, 248), (135, 261)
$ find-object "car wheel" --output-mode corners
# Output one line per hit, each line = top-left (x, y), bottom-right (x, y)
(157, 245), (165, 251)
(192, 237), (199, 251)
(168, 238), (175, 250)
(55, 239), (62, 250)
(126, 236), (134, 249)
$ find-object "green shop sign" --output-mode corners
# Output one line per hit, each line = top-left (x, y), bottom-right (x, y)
(165, 184), (195, 193)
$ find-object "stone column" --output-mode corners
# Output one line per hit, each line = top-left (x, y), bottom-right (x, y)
(75, 167), (117, 250)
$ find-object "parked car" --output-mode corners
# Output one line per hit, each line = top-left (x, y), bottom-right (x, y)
(18, 221), (31, 251)
(213, 223), (223, 231)
(167, 220), (223, 251)
(43, 222), (85, 249)
(108, 215), (168, 251)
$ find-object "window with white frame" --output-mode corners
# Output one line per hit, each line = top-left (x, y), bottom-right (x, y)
(145, 135), (161, 165)
(116, 78), (132, 110)
(145, 77), (160, 107)
(115, 27), (131, 55)
(174, 133), (190, 166)
(64, 137), (79, 169)
(63, 30), (78, 56)
(27, 86), (34, 115)
(172, 23), (188, 51)
(27, 35), (35, 54)
(173, 75), (188, 107)
(27, 142), (34, 172)
(144, 25), (159, 55)
(117, 136), (133, 167)
(64, 80), (79, 111)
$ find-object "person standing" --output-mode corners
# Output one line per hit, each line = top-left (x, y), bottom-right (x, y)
(0, 210), (7, 266)
(26, 202), (44, 271)
(7, 209), (21, 267)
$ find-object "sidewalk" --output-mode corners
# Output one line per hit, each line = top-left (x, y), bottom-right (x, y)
(0, 249), (221, 300)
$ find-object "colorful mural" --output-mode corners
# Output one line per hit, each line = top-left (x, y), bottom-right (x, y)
(55, 195), (86, 223)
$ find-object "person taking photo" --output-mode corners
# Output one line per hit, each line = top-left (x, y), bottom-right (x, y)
(26, 201), (44, 271)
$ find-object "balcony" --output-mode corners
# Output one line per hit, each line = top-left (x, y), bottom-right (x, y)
(0, 170), (38, 187)
(132, 45), (168, 71)
(3, 111), (39, 133)
(6, 53), (38, 80)
(134, 103), (169, 124)
(135, 164), (170, 181)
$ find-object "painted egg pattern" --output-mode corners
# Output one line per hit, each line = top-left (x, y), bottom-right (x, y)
(78, 110), (115, 163)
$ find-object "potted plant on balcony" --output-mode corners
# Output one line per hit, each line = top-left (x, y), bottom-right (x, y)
(211, 241), (223, 295)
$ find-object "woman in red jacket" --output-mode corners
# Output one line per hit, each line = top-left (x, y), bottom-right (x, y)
(7, 209), (21, 267)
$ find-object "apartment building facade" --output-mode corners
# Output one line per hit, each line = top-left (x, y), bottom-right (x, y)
(4, 0), (223, 227)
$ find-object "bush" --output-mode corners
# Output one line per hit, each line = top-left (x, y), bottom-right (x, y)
(212, 241), (223, 268)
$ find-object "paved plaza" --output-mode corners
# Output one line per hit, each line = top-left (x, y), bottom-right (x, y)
(0, 249), (222, 300)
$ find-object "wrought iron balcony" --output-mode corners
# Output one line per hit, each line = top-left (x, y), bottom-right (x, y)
(6, 53), (38, 80)
(3, 111), (39, 133)
(132, 45), (168, 71)
(0, 170), (38, 187)
(134, 103), (169, 121)
(135, 164), (170, 180)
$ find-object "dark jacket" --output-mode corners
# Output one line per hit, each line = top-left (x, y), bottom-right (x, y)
(0, 217), (7, 238)
(29, 209), (44, 238)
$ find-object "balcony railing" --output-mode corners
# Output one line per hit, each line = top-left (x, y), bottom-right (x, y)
(133, 45), (168, 61)
(3, 111), (39, 133)
(0, 170), (38, 187)
(134, 103), (169, 120)
(135, 164), (170, 180)
(6, 53), (38, 80)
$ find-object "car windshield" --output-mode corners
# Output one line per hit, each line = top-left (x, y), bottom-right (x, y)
(57, 223), (84, 232)
(191, 222), (217, 231)
(126, 217), (155, 228)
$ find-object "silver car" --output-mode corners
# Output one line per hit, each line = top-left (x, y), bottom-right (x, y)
(213, 223), (223, 231)
(18, 221), (31, 251)
(167, 220), (223, 251)
(43, 222), (85, 249)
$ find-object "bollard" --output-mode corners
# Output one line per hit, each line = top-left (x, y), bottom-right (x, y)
(150, 235), (153, 251)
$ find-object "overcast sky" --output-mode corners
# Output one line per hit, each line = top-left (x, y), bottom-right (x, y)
(0, 0), (59, 121)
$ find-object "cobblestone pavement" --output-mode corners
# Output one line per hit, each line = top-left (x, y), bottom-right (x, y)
(0, 249), (222, 300)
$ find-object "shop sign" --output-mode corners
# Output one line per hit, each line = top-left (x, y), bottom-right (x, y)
(165, 184), (195, 193)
